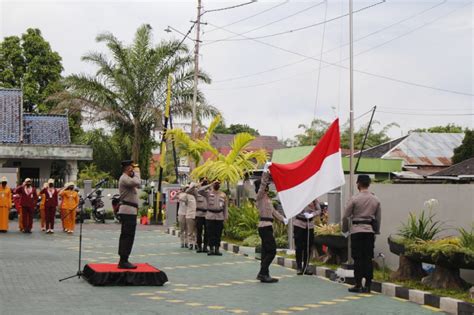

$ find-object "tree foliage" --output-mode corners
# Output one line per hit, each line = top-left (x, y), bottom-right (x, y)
(0, 28), (63, 112)
(452, 130), (474, 164)
(288, 118), (399, 150)
(214, 122), (260, 136)
(412, 123), (464, 133)
(53, 24), (218, 178)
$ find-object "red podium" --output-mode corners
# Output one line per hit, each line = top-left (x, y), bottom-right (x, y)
(83, 263), (168, 286)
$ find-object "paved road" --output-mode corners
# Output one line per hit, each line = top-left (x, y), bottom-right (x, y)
(0, 222), (442, 314)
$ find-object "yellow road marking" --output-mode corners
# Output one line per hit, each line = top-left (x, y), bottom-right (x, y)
(172, 288), (187, 292)
(186, 302), (203, 306)
(332, 299), (349, 302)
(188, 287), (203, 290)
(218, 283), (232, 286)
(345, 296), (361, 300)
(203, 285), (218, 288)
(131, 293), (154, 296)
(231, 281), (245, 284)
(167, 299), (184, 303)
(319, 301), (336, 305)
(392, 297), (407, 302)
(421, 305), (441, 312)
(274, 311), (292, 314)
(154, 290), (170, 294)
(147, 296), (164, 300)
(173, 283), (187, 287)
(228, 309), (248, 314)
(304, 304), (321, 308)
(288, 306), (308, 311)
(207, 305), (226, 310)
(360, 294), (373, 297)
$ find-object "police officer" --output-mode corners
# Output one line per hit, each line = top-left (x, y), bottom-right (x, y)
(342, 175), (381, 293)
(117, 160), (141, 269)
(187, 178), (209, 253)
(200, 180), (227, 256)
(255, 163), (288, 283)
(293, 199), (320, 275)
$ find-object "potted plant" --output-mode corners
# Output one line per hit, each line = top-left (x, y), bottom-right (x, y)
(314, 224), (347, 264)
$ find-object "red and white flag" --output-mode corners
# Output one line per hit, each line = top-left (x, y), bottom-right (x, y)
(269, 119), (345, 219)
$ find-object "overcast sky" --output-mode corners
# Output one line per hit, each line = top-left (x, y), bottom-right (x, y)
(1, 0), (472, 140)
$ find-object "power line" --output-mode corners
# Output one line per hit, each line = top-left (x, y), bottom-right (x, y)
(211, 0), (448, 83)
(377, 110), (473, 116)
(203, 0), (326, 46)
(378, 106), (472, 112)
(205, 3), (473, 97)
(204, 0), (386, 43)
(203, 0), (257, 14)
(204, 0), (290, 34)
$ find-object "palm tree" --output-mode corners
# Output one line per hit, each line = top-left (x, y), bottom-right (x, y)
(52, 24), (218, 177)
(192, 133), (268, 184)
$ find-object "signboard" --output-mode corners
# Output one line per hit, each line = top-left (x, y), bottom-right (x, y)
(162, 184), (182, 204)
(177, 166), (190, 173)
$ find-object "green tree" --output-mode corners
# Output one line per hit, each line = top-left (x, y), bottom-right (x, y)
(412, 123), (464, 133)
(56, 24), (218, 178)
(452, 130), (474, 164)
(77, 164), (113, 187)
(214, 122), (260, 136)
(295, 119), (330, 146)
(0, 28), (63, 112)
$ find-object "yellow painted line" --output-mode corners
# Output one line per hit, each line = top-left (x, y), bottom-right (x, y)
(172, 288), (188, 292)
(154, 290), (170, 294)
(332, 299), (349, 302)
(189, 265), (200, 268)
(421, 305), (441, 312)
(288, 306), (308, 311)
(218, 283), (232, 286)
(131, 292), (154, 296)
(304, 304), (321, 308)
(172, 283), (187, 287)
(392, 297), (407, 302)
(203, 285), (219, 288)
(360, 294), (374, 297)
(244, 279), (259, 283)
(345, 296), (362, 300)
(228, 309), (248, 314)
(188, 287), (203, 290)
(319, 301), (336, 305)
(231, 281), (245, 284)
(147, 296), (164, 300)
(167, 299), (184, 303)
(260, 313), (270, 315)
(274, 311), (293, 314)
(186, 302), (203, 306)
(207, 305), (226, 310)
(175, 266), (186, 269)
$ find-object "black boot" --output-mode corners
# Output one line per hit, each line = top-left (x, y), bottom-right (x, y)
(260, 275), (279, 283)
(207, 246), (215, 256)
(348, 286), (364, 293)
(118, 258), (137, 269)
(214, 246), (223, 256)
(196, 245), (203, 253)
(202, 246), (209, 253)
(296, 268), (303, 275)
(188, 244), (194, 250)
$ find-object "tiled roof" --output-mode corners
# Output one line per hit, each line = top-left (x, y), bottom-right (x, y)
(23, 114), (71, 145)
(432, 157), (474, 176)
(210, 133), (285, 153)
(384, 132), (464, 166)
(0, 88), (22, 143)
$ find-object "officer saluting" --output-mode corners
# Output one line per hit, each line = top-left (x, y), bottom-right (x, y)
(117, 160), (141, 269)
(188, 178), (209, 253)
(200, 180), (227, 256)
(342, 175), (381, 293)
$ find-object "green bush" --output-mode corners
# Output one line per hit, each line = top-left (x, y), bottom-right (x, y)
(458, 224), (474, 251)
(224, 202), (259, 241)
(275, 236), (289, 248)
(242, 235), (261, 247)
(398, 210), (443, 241)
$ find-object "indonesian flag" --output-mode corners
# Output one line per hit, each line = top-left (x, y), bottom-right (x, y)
(269, 119), (345, 219)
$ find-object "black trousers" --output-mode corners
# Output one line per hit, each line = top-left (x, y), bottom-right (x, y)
(258, 226), (276, 276)
(206, 219), (223, 247)
(118, 214), (137, 261)
(351, 232), (375, 287)
(293, 226), (314, 269)
(195, 216), (208, 248)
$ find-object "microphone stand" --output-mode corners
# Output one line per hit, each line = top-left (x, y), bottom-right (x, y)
(59, 181), (107, 282)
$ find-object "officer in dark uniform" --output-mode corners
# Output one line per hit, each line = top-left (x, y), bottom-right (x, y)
(117, 160), (141, 269)
(187, 178), (209, 253)
(342, 175), (381, 293)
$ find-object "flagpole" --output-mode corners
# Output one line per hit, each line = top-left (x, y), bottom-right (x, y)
(347, 0), (355, 265)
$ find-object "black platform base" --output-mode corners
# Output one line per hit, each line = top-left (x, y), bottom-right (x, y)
(83, 263), (168, 286)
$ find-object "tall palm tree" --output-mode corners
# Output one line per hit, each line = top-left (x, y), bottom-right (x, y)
(53, 24), (218, 177)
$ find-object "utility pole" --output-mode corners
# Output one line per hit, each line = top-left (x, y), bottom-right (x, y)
(191, 0), (202, 140)
(349, 0), (354, 198)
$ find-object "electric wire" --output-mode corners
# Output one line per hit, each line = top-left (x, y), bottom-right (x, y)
(377, 110), (473, 116)
(211, 0), (448, 83)
(204, 6), (473, 97)
(203, 0), (257, 14)
(203, 1), (326, 46)
(204, 0), (290, 34)
(204, 0), (386, 42)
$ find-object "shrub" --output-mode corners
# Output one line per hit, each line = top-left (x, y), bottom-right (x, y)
(242, 234), (261, 247)
(458, 224), (474, 251)
(276, 236), (289, 248)
(224, 202), (259, 241)
(398, 210), (443, 241)
(315, 223), (341, 236)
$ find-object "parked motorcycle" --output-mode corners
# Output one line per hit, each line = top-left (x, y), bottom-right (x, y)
(90, 189), (106, 223)
(109, 193), (121, 223)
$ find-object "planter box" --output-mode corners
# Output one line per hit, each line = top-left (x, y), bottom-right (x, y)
(388, 237), (405, 256)
(314, 235), (348, 249)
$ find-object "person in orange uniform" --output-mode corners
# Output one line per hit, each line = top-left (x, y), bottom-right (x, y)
(39, 183), (47, 231)
(0, 177), (12, 232)
(59, 182), (79, 234)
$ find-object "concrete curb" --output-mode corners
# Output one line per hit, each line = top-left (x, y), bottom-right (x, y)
(165, 227), (473, 315)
